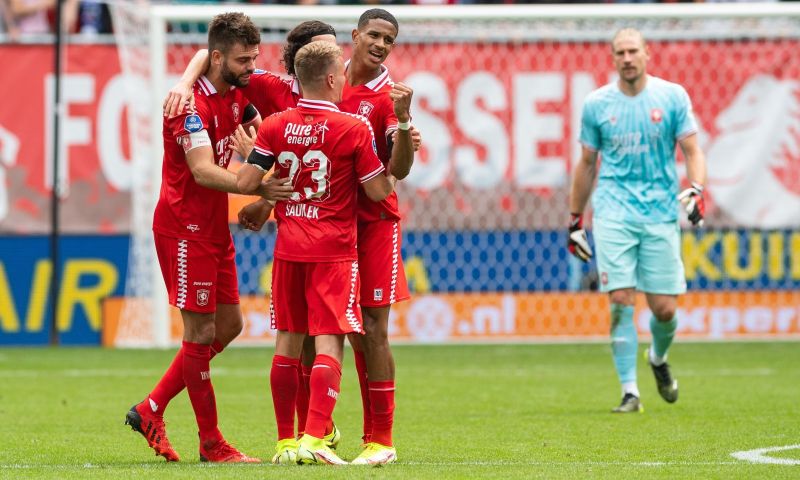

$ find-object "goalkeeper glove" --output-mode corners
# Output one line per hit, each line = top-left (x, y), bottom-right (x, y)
(678, 182), (705, 227)
(567, 213), (593, 262)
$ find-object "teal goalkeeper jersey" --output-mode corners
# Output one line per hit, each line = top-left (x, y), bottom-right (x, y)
(579, 75), (698, 223)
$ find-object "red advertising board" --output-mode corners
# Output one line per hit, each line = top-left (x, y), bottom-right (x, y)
(2, 39), (800, 233)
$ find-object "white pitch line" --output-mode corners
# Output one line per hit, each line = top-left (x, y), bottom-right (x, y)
(731, 445), (800, 465)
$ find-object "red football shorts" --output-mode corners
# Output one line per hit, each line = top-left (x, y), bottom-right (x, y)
(357, 220), (410, 308)
(154, 233), (239, 313)
(270, 258), (363, 336)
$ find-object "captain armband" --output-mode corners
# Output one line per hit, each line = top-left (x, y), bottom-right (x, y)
(177, 130), (211, 153)
(245, 149), (275, 171)
(242, 103), (259, 123)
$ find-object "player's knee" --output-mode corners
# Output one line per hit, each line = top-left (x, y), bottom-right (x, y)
(227, 317), (244, 339)
(193, 322), (216, 344)
(652, 304), (676, 322)
(212, 319), (242, 346)
(609, 289), (634, 306)
(362, 314), (389, 344)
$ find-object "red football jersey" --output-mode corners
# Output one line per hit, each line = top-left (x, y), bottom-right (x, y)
(252, 99), (385, 262)
(339, 62), (401, 223)
(241, 69), (299, 117)
(153, 76), (249, 243)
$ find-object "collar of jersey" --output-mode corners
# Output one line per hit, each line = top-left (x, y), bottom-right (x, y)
(298, 99), (339, 111)
(197, 75), (237, 96)
(344, 59), (391, 92)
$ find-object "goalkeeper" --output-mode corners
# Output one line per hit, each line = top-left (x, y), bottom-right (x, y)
(567, 28), (707, 414)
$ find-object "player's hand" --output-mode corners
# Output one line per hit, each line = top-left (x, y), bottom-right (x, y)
(678, 182), (705, 227)
(393, 125), (422, 152)
(390, 82), (413, 122)
(409, 126), (422, 151)
(238, 198), (273, 232)
(163, 83), (194, 118)
(262, 175), (293, 202)
(567, 213), (593, 262)
(229, 124), (256, 159)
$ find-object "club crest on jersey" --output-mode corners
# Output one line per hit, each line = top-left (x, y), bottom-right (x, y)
(196, 289), (210, 307)
(184, 114), (203, 133)
(373, 288), (383, 301)
(232, 103), (240, 123)
(358, 100), (374, 118)
(650, 108), (663, 123)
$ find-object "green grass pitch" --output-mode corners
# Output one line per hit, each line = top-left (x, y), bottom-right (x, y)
(1, 342), (799, 479)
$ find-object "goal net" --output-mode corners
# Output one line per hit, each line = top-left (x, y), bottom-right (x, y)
(108, 3), (800, 346)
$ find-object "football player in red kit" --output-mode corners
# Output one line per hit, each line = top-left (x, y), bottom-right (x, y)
(237, 41), (395, 465)
(125, 12), (291, 463)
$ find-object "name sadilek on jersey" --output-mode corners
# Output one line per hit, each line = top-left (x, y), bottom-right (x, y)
(285, 203), (320, 219)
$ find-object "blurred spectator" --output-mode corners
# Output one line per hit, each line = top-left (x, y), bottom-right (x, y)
(77, 0), (112, 35)
(0, 0), (21, 40)
(4, 0), (78, 35)
(8, 0), (51, 34)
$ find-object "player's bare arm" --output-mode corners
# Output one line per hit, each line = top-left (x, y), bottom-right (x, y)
(362, 172), (396, 202)
(388, 82), (415, 179)
(238, 198), (274, 231)
(185, 143), (241, 193)
(569, 146), (599, 215)
(163, 49), (210, 118)
(237, 164), (294, 199)
(678, 133), (706, 187)
(396, 125), (422, 152)
(237, 147), (294, 201)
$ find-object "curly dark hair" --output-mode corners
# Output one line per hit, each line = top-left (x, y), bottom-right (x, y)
(357, 8), (398, 33)
(208, 12), (261, 54)
(282, 21), (336, 76)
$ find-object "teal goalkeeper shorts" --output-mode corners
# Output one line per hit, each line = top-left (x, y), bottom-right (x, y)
(592, 218), (687, 295)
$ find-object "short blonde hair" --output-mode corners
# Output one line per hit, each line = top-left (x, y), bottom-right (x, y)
(294, 41), (343, 88)
(611, 28), (646, 51)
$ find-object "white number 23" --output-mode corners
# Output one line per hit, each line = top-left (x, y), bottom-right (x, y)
(277, 150), (330, 202)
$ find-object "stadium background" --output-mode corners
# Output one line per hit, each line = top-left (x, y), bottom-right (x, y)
(0, 3), (799, 347)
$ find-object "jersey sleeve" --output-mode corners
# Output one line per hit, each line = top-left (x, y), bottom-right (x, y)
(168, 97), (211, 140)
(252, 116), (275, 159)
(578, 97), (599, 152)
(674, 86), (699, 140)
(242, 70), (295, 117)
(240, 72), (267, 113)
(352, 122), (385, 183)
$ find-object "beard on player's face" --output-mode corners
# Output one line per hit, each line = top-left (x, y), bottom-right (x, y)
(221, 60), (252, 88)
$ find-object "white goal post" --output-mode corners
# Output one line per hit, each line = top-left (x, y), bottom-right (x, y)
(108, 3), (800, 347)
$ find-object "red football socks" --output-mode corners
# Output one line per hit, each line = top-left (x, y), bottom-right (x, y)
(369, 380), (395, 447)
(148, 339), (225, 416)
(295, 364), (312, 436)
(210, 339), (224, 358)
(148, 348), (184, 416)
(304, 354), (342, 439)
(182, 341), (221, 442)
(270, 355), (300, 440)
(353, 349), (373, 442)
